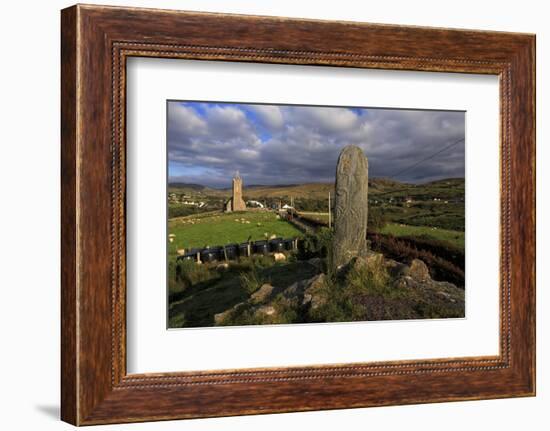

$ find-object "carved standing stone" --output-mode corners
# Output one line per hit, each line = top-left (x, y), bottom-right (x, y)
(332, 145), (369, 270)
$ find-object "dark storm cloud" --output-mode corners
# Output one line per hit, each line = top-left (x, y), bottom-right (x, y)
(167, 102), (465, 188)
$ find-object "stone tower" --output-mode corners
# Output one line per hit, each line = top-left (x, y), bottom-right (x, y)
(225, 171), (247, 212)
(232, 171), (246, 211)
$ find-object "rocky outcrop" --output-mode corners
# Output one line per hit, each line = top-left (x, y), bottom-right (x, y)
(214, 253), (465, 325)
(214, 273), (330, 325)
(250, 283), (275, 304)
(407, 259), (431, 283)
(302, 274), (328, 310)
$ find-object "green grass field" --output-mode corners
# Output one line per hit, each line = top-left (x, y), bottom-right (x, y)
(379, 223), (464, 249)
(298, 212), (464, 249)
(168, 211), (303, 254)
(298, 212), (330, 223)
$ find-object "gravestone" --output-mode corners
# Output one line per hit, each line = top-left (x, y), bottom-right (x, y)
(332, 145), (369, 270)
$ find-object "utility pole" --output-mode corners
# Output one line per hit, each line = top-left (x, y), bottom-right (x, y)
(328, 191), (332, 229)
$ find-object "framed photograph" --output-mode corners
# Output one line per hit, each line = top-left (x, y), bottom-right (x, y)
(61, 4), (535, 425)
(164, 100), (467, 330)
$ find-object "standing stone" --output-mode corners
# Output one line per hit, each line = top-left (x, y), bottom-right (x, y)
(332, 145), (369, 270)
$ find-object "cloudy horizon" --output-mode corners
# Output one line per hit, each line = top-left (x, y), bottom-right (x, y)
(167, 101), (465, 189)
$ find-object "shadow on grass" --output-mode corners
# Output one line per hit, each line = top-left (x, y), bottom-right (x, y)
(168, 261), (319, 328)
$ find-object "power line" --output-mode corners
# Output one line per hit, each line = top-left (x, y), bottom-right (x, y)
(388, 137), (465, 179)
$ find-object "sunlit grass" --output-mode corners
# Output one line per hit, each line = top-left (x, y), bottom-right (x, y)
(379, 223), (464, 249)
(168, 211), (302, 254)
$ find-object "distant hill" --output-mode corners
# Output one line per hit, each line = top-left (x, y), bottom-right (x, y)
(168, 183), (225, 196)
(241, 183), (334, 200)
(168, 178), (464, 200)
(169, 182), (208, 190)
(368, 177), (408, 191)
(169, 182), (331, 199)
(369, 178), (464, 200)
(246, 184), (299, 189)
(423, 178), (465, 187)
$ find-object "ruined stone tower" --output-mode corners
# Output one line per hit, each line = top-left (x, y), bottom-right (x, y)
(225, 171), (247, 212)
